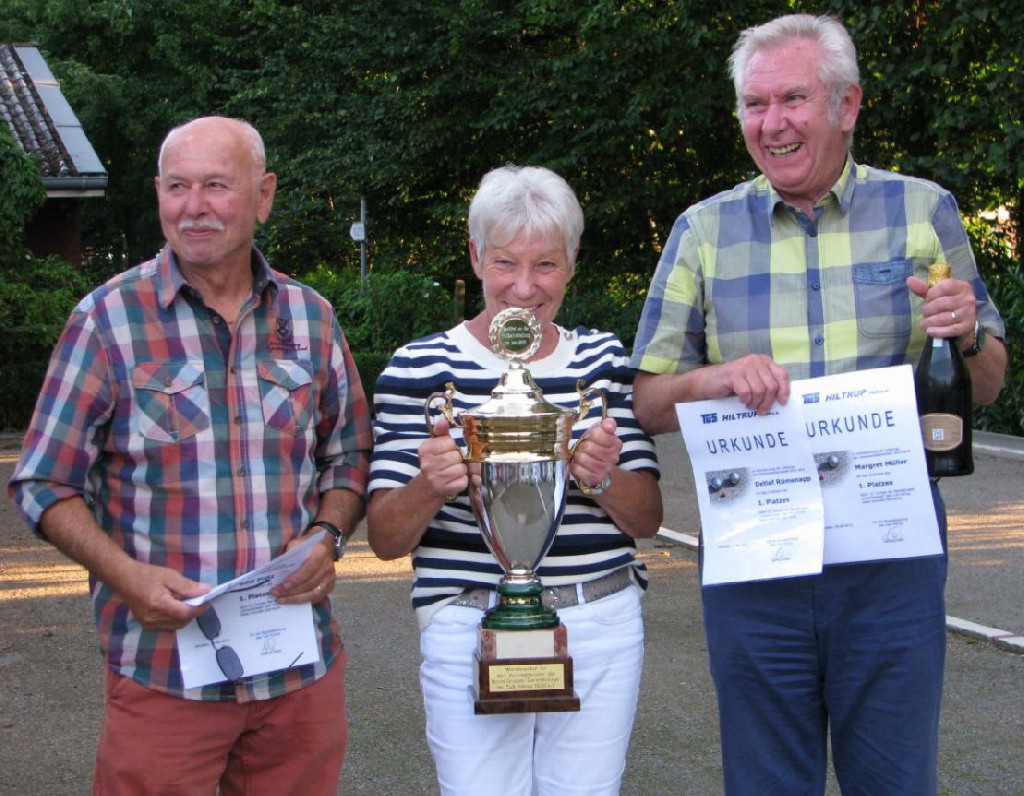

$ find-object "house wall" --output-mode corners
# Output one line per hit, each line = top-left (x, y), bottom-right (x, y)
(26, 198), (84, 267)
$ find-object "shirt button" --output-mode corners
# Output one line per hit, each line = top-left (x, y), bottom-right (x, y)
(814, 335), (824, 345)
(812, 282), (820, 291)
(233, 415), (242, 425)
(237, 466), (245, 476)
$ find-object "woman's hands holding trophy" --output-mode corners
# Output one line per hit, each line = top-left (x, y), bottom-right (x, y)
(419, 416), (469, 500)
(571, 417), (621, 496)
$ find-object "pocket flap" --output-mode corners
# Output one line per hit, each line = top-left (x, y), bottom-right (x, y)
(132, 359), (205, 394)
(257, 358), (314, 391)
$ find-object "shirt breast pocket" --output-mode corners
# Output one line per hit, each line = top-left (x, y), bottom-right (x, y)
(131, 360), (211, 443)
(851, 259), (914, 339)
(257, 358), (315, 436)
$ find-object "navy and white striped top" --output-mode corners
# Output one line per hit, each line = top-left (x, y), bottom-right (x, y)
(370, 322), (660, 628)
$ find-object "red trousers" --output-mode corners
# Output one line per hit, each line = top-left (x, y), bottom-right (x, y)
(93, 651), (347, 795)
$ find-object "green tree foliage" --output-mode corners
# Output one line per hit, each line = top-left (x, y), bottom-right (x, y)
(302, 266), (458, 395)
(219, 1), (776, 293)
(2, 0), (1021, 432)
(0, 123), (44, 266)
(0, 126), (93, 427)
(837, 1), (1024, 215)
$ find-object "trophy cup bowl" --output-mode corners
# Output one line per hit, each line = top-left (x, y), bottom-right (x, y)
(423, 308), (604, 712)
(464, 414), (572, 630)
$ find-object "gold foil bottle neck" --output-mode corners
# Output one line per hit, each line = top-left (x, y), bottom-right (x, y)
(927, 262), (952, 286)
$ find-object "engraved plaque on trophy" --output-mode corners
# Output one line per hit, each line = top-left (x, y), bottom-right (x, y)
(425, 308), (604, 713)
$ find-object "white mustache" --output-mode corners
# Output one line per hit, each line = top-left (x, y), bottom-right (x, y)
(178, 219), (226, 232)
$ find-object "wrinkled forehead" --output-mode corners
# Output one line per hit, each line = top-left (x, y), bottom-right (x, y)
(743, 39), (821, 89)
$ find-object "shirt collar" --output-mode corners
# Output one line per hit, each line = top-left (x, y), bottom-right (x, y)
(763, 155), (857, 222)
(154, 245), (278, 310)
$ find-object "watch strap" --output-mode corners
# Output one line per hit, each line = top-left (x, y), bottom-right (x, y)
(309, 520), (346, 560)
(963, 321), (986, 358)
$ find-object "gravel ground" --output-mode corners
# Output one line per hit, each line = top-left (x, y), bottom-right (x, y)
(1, 433), (1021, 795)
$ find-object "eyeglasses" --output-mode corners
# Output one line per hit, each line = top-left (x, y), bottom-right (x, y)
(196, 605), (245, 682)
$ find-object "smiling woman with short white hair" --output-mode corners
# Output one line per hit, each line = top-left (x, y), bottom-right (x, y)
(367, 164), (663, 796)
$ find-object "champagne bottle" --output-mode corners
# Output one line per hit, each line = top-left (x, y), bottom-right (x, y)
(915, 263), (974, 477)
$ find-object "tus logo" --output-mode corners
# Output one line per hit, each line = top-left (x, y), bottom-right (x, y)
(700, 412), (718, 424)
(803, 393), (820, 404)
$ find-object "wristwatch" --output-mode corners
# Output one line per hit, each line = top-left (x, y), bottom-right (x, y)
(309, 520), (347, 561)
(578, 472), (612, 496)
(962, 321), (987, 358)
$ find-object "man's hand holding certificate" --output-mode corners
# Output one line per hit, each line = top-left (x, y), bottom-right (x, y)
(176, 531), (326, 688)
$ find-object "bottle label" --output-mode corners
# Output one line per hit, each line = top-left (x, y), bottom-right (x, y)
(919, 413), (964, 451)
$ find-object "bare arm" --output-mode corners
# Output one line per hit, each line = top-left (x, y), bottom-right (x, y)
(964, 334), (1008, 406)
(633, 356), (792, 436)
(366, 418), (467, 561)
(274, 486), (366, 603)
(38, 497), (210, 630)
(569, 417), (662, 538)
(314, 486), (366, 544)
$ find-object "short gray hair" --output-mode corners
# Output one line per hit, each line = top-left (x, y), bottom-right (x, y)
(157, 116), (266, 178)
(468, 165), (584, 276)
(729, 14), (860, 147)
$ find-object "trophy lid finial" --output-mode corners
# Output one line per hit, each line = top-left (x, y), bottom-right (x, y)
(489, 308), (542, 364)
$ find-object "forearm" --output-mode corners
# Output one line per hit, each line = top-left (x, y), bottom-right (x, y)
(366, 477), (447, 560)
(588, 469), (663, 539)
(633, 371), (686, 434)
(313, 487), (366, 541)
(965, 335), (1008, 406)
(38, 496), (141, 594)
(633, 367), (727, 434)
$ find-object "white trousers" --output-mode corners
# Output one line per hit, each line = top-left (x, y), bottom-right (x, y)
(419, 585), (645, 796)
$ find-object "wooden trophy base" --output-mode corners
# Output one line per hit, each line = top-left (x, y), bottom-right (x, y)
(473, 623), (581, 714)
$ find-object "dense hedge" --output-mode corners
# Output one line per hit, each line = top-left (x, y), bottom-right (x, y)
(0, 266), (458, 429)
(0, 127), (94, 429)
(1, 260), (1020, 434)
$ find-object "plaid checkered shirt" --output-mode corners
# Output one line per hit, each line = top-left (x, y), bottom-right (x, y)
(8, 246), (371, 701)
(631, 158), (1005, 378)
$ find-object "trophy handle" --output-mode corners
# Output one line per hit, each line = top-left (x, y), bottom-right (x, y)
(570, 379), (607, 453)
(424, 382), (460, 436)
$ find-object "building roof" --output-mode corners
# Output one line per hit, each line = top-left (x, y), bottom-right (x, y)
(0, 43), (107, 197)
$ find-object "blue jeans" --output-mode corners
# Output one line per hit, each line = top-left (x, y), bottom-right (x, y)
(702, 486), (948, 796)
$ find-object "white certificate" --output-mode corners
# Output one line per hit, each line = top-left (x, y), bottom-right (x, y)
(676, 397), (825, 585)
(793, 365), (941, 564)
(176, 532), (325, 689)
(676, 365), (942, 585)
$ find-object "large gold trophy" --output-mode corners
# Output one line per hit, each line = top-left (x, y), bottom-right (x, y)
(425, 308), (604, 713)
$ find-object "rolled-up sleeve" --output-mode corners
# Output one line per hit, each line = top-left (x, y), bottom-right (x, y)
(631, 213), (708, 376)
(8, 306), (115, 533)
(313, 321), (371, 496)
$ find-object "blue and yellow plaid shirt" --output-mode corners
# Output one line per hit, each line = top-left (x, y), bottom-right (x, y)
(9, 246), (371, 701)
(632, 158), (1004, 378)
